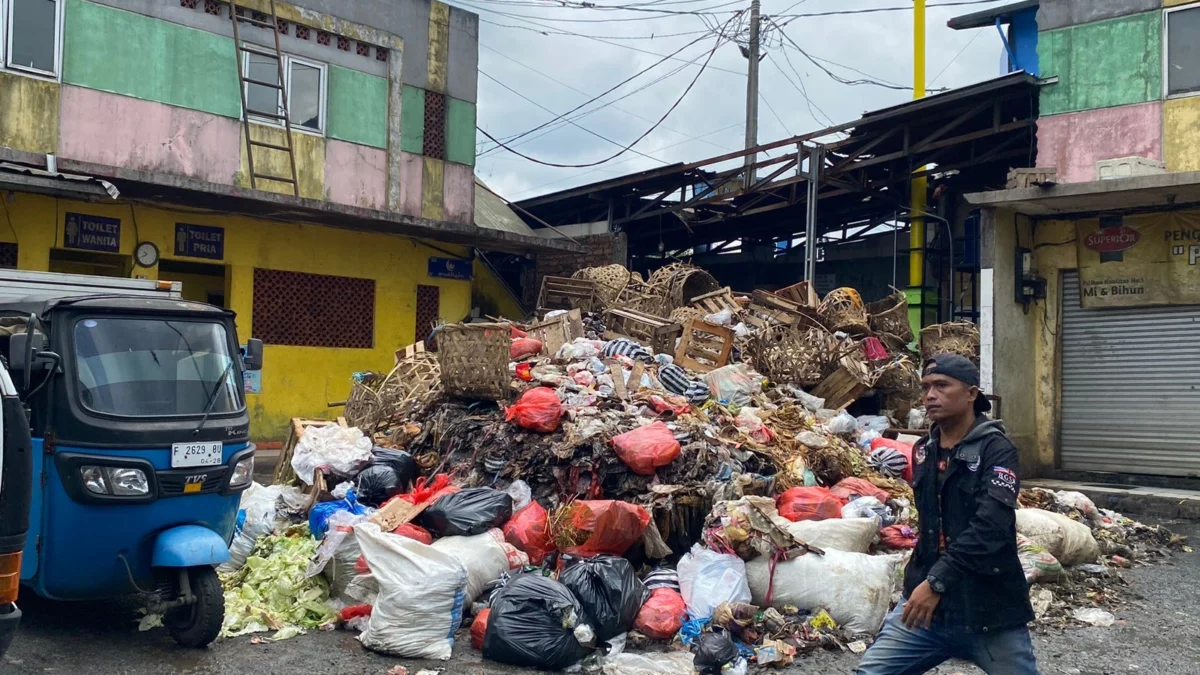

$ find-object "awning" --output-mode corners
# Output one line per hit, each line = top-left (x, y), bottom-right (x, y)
(0, 162), (119, 200)
(964, 171), (1200, 217)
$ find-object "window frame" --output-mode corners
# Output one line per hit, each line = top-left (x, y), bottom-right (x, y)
(240, 46), (327, 136)
(1163, 4), (1200, 101)
(1, 0), (65, 80)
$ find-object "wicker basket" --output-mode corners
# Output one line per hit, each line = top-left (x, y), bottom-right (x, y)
(817, 287), (870, 335)
(751, 322), (839, 387)
(920, 321), (980, 364)
(646, 263), (720, 314)
(573, 264), (636, 309)
(874, 354), (919, 392)
(437, 323), (511, 400)
(344, 349), (443, 434)
(866, 289), (914, 343)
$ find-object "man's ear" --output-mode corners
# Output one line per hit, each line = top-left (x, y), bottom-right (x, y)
(967, 385), (980, 402)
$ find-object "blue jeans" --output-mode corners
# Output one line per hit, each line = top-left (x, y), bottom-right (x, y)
(856, 599), (1039, 675)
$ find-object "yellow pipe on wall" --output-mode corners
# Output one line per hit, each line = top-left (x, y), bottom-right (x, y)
(908, 0), (927, 323)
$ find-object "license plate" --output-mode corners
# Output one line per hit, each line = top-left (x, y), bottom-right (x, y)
(171, 441), (223, 468)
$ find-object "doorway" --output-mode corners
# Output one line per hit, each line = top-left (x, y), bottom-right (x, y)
(158, 260), (229, 307)
(48, 249), (131, 277)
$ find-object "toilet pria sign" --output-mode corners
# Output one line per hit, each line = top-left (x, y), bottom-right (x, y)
(1075, 211), (1200, 308)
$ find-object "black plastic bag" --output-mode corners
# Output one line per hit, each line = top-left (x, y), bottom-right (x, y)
(372, 448), (417, 491)
(482, 574), (592, 670)
(559, 554), (648, 642)
(418, 487), (514, 537)
(694, 631), (738, 675)
(354, 465), (403, 507)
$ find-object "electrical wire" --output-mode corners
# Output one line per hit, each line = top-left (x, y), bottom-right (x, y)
(769, 17), (915, 91)
(477, 19), (713, 40)
(929, 29), (983, 86)
(768, 50), (837, 129)
(774, 0), (1006, 20)
(759, 91), (792, 137)
(477, 14), (735, 168)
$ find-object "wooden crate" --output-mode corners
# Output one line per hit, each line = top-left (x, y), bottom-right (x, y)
(538, 276), (598, 313)
(674, 318), (734, 373)
(744, 289), (821, 330)
(437, 322), (511, 400)
(272, 417), (348, 486)
(604, 308), (682, 354)
(527, 308), (583, 357)
(811, 356), (876, 410)
(689, 287), (741, 318)
(775, 280), (819, 307)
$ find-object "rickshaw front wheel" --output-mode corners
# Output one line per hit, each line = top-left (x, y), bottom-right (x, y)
(165, 566), (224, 648)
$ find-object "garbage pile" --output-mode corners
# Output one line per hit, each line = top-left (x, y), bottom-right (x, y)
(213, 263), (1187, 668)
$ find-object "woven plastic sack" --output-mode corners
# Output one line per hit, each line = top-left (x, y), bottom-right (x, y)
(634, 588), (688, 640)
(1017, 534), (1064, 584)
(1016, 508), (1099, 566)
(505, 387), (564, 433)
(433, 529), (529, 605)
(503, 502), (556, 565)
(830, 477), (892, 504)
(511, 337), (544, 360)
(563, 500), (651, 557)
(782, 517), (879, 553)
(612, 421), (681, 476)
(777, 487), (843, 522)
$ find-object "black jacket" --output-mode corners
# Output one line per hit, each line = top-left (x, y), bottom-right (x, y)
(903, 417), (1035, 632)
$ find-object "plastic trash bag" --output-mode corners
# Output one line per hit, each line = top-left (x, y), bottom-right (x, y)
(856, 415), (890, 434)
(830, 477), (892, 504)
(703, 364), (763, 407)
(503, 501), (556, 565)
(372, 448), (417, 491)
(782, 517), (879, 554)
(354, 522), (468, 659)
(482, 574), (594, 670)
(1073, 607), (1115, 626)
(419, 487), (514, 537)
(602, 652), (695, 675)
(354, 465), (404, 508)
(511, 337), (545, 360)
(562, 500), (652, 557)
(1016, 508), (1100, 566)
(506, 480), (532, 511)
(292, 425), (373, 485)
(776, 487), (843, 522)
(823, 411), (858, 436)
(879, 525), (918, 550)
(643, 567), (680, 592)
(392, 522), (434, 544)
(309, 490), (367, 539)
(312, 511), (368, 602)
(677, 545), (752, 620)
(694, 631), (739, 675)
(634, 588), (687, 640)
(704, 309), (734, 326)
(433, 529), (529, 605)
(471, 608), (490, 650)
(218, 482), (283, 574)
(612, 421), (682, 476)
(505, 387), (564, 433)
(841, 496), (893, 524)
(560, 554), (649, 642)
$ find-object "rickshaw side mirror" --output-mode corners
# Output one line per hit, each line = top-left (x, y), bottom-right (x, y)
(8, 331), (44, 380)
(243, 338), (263, 372)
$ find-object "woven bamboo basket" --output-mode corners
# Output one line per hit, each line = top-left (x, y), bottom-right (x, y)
(874, 354), (919, 392)
(437, 323), (511, 400)
(342, 372), (386, 432)
(646, 263), (720, 314)
(344, 351), (443, 434)
(669, 306), (707, 326)
(617, 278), (667, 316)
(751, 322), (839, 387)
(573, 264), (633, 308)
(866, 289), (914, 343)
(817, 287), (870, 334)
(920, 321), (980, 364)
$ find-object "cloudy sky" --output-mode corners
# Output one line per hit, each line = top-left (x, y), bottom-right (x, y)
(451, 0), (1014, 201)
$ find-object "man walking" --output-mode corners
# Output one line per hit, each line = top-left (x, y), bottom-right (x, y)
(856, 354), (1038, 675)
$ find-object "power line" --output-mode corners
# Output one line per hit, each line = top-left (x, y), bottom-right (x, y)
(767, 51), (837, 130)
(930, 29), (983, 86)
(477, 18), (712, 40)
(769, 17), (914, 91)
(774, 0), (1006, 20)
(760, 91), (792, 137)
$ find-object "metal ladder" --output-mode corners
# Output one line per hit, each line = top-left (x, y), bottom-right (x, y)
(230, 0), (300, 196)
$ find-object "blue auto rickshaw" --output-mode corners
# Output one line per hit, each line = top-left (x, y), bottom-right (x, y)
(1, 293), (262, 648)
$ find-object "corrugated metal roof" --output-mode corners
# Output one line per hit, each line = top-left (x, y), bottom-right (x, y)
(475, 177), (536, 237)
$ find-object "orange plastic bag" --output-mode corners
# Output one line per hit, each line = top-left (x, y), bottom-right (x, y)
(612, 421), (681, 476)
(830, 477), (891, 504)
(634, 588), (687, 640)
(503, 502), (556, 564)
(471, 608), (491, 650)
(879, 525), (918, 549)
(562, 500), (651, 557)
(777, 487), (843, 522)
(510, 337), (544, 360)
(504, 387), (563, 433)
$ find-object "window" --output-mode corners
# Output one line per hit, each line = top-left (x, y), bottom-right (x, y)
(242, 48), (326, 133)
(423, 91), (447, 159)
(1166, 6), (1200, 98)
(2, 0), (62, 77)
(252, 268), (375, 348)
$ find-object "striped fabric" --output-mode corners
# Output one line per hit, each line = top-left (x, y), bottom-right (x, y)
(601, 338), (653, 362)
(658, 364), (710, 404)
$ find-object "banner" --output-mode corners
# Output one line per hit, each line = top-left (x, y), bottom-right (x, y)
(1074, 210), (1200, 308)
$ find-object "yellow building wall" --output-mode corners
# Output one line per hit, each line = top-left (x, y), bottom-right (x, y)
(0, 192), (471, 440)
(237, 123), (327, 200)
(0, 72), (60, 155)
(471, 258), (526, 320)
(1030, 219), (1078, 475)
(1164, 96), (1200, 173)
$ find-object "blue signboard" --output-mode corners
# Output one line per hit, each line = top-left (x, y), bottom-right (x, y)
(63, 213), (121, 253)
(175, 223), (225, 260)
(428, 257), (473, 281)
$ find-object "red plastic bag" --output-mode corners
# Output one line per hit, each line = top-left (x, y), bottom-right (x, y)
(515, 362), (534, 381)
(503, 502), (556, 564)
(392, 522), (434, 544)
(862, 336), (889, 361)
(510, 325), (528, 339)
(471, 608), (491, 650)
(612, 421), (681, 476)
(648, 395), (690, 415)
(339, 604), (373, 622)
(634, 588), (687, 640)
(504, 387), (563, 433)
(830, 477), (891, 504)
(879, 525), (918, 549)
(562, 500), (651, 557)
(870, 438), (914, 482)
(777, 487), (843, 522)
(510, 337), (544, 360)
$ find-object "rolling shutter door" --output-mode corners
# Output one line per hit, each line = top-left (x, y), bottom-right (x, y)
(1060, 271), (1200, 477)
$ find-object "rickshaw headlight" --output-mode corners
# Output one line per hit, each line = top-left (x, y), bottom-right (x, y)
(80, 465), (109, 495)
(109, 467), (150, 496)
(230, 456), (254, 488)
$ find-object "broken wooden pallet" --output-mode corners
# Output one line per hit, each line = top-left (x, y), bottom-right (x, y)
(674, 318), (733, 373)
(604, 307), (682, 355)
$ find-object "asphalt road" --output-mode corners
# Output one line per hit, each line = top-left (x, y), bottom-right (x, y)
(5, 520), (1197, 675)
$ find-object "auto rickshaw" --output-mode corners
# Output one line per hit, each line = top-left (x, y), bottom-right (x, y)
(1, 293), (262, 648)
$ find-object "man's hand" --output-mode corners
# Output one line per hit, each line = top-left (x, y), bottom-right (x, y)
(902, 581), (941, 630)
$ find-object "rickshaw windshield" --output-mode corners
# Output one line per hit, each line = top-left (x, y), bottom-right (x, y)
(72, 317), (244, 417)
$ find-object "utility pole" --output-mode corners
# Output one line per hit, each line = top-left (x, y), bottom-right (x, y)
(742, 0), (761, 190)
(908, 0), (927, 337)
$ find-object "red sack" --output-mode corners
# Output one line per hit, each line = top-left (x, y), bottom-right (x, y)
(870, 438), (914, 482)
(562, 500), (651, 557)
(634, 588), (687, 640)
(648, 395), (690, 415)
(503, 502), (556, 565)
(862, 336), (889, 361)
(777, 487), (843, 522)
(339, 604), (373, 622)
(510, 325), (528, 339)
(505, 387), (563, 433)
(612, 421), (681, 476)
(830, 477), (891, 504)
(510, 337), (544, 360)
(879, 525), (918, 549)
(392, 522), (434, 545)
(470, 608), (491, 650)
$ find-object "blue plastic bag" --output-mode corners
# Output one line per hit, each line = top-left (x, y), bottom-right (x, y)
(309, 489), (367, 539)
